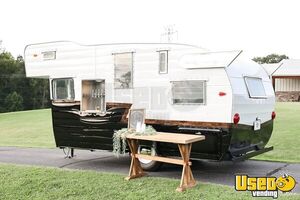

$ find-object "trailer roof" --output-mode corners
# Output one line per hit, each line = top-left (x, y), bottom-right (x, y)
(180, 50), (242, 69)
(24, 40), (208, 52)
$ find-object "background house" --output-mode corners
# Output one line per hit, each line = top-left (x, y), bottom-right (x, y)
(262, 59), (300, 102)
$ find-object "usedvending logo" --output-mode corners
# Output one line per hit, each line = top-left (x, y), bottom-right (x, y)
(235, 174), (296, 199)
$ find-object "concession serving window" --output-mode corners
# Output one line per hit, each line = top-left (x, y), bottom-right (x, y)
(81, 80), (106, 113)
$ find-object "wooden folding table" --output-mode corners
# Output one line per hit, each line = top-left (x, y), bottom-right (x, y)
(125, 132), (205, 192)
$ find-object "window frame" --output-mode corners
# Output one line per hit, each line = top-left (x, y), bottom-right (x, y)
(113, 52), (134, 89)
(42, 51), (56, 61)
(244, 76), (267, 99)
(171, 80), (206, 105)
(51, 78), (75, 101)
(158, 50), (168, 74)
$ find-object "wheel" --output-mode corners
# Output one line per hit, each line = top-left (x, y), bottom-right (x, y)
(137, 142), (162, 171)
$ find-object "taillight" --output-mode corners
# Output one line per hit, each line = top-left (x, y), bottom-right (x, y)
(233, 113), (240, 124)
(272, 111), (276, 120)
(219, 92), (226, 96)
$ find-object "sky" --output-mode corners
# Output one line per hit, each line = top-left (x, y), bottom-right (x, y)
(1, 0), (300, 59)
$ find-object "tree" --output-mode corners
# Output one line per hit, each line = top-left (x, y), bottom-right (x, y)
(4, 91), (23, 112)
(0, 50), (50, 113)
(252, 54), (289, 64)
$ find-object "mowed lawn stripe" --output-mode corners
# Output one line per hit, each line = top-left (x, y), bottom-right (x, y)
(0, 109), (55, 148)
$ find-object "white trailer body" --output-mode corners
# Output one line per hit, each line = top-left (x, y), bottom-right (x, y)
(24, 41), (275, 164)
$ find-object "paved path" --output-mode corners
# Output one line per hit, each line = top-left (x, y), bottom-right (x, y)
(0, 147), (299, 193)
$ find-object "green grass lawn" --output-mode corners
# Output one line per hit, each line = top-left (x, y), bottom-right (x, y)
(0, 163), (298, 200)
(254, 102), (300, 163)
(0, 109), (54, 148)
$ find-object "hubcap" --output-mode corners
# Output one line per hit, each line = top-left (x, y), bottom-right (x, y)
(138, 145), (156, 164)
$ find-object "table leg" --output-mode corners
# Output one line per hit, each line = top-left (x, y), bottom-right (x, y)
(176, 143), (196, 192)
(125, 139), (147, 180)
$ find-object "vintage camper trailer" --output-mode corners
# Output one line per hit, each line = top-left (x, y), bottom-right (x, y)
(24, 41), (275, 170)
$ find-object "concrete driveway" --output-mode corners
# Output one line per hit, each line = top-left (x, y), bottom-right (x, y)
(0, 146), (299, 193)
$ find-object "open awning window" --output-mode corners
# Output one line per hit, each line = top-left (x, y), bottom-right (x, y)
(244, 77), (267, 98)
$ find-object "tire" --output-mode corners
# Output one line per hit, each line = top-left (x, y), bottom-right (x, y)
(137, 143), (162, 171)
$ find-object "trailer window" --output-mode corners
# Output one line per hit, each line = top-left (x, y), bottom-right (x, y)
(158, 50), (168, 74)
(244, 77), (266, 98)
(114, 53), (133, 89)
(171, 80), (206, 104)
(52, 78), (75, 101)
